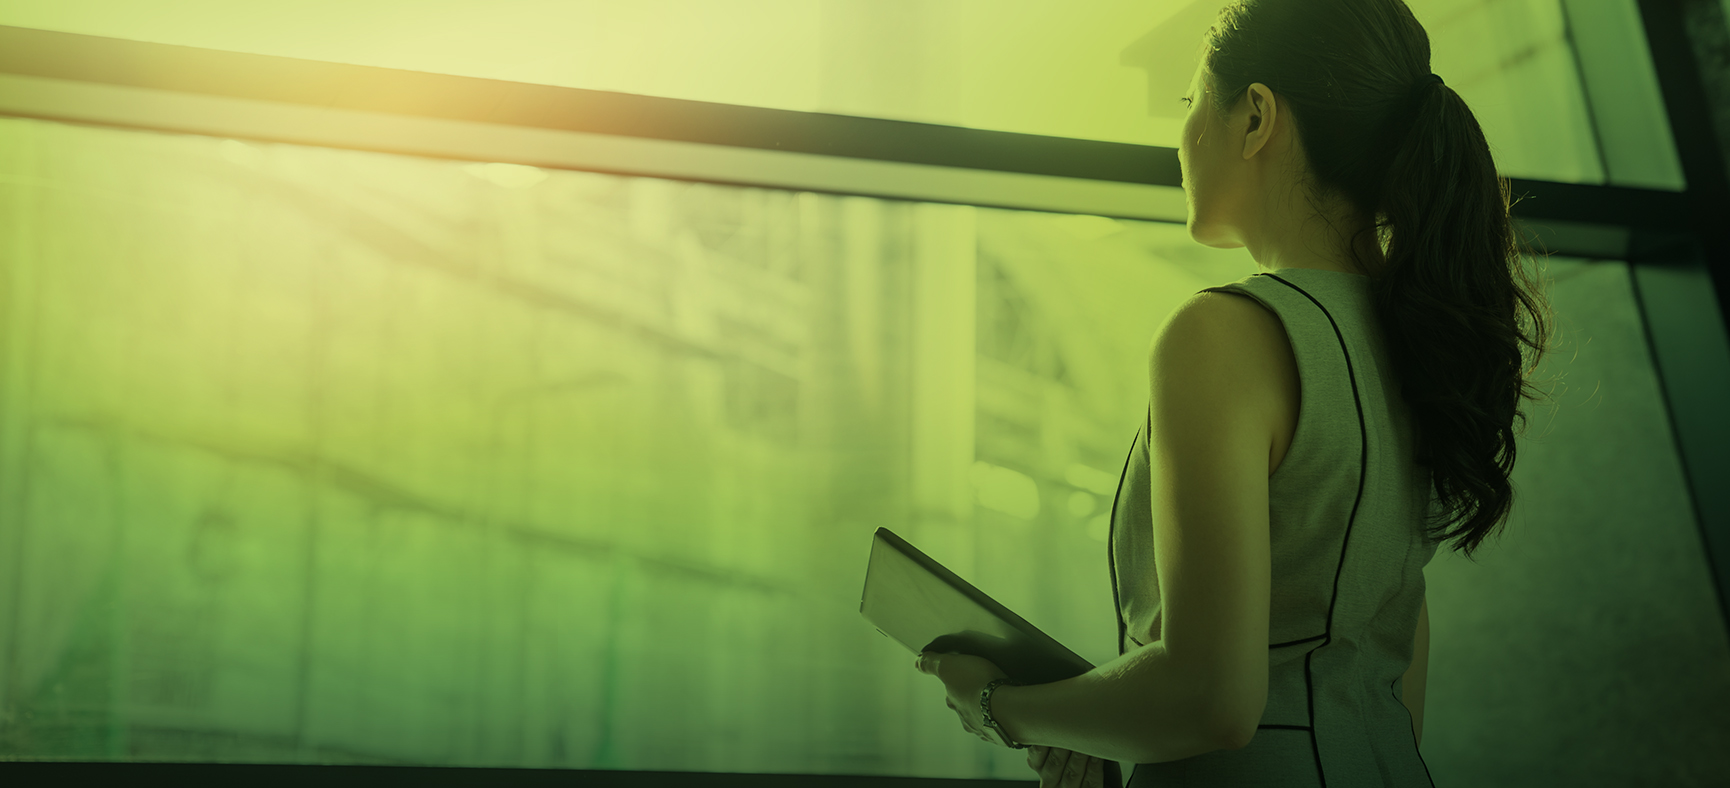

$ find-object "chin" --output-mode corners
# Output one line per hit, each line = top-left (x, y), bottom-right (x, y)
(1185, 215), (1211, 245)
(1187, 221), (1241, 250)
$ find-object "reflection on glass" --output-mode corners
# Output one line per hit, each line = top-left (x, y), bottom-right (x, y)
(0, 117), (1261, 776)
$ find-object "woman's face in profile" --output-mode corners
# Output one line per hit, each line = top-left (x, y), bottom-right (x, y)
(1177, 61), (1243, 249)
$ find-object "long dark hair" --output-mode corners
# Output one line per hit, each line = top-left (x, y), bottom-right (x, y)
(1202, 0), (1554, 560)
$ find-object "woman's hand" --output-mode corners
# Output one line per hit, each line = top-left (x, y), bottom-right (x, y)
(914, 650), (1009, 745)
(1027, 745), (1107, 788)
(916, 652), (1107, 786)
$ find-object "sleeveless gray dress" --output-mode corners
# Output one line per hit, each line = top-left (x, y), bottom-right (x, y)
(1108, 268), (1438, 787)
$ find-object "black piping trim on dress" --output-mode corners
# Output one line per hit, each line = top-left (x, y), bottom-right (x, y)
(1391, 676), (1439, 788)
(1259, 273), (1370, 788)
(1269, 633), (1327, 649)
(1107, 425), (1142, 658)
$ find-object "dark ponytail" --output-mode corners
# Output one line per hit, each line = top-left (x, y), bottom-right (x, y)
(1204, 0), (1555, 560)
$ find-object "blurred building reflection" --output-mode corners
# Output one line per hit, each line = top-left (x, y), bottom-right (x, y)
(0, 116), (1253, 777)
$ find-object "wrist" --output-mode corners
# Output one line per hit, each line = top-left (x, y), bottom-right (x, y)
(983, 681), (1031, 748)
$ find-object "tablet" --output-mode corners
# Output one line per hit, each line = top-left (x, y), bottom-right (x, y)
(859, 526), (1097, 686)
(862, 527), (1127, 786)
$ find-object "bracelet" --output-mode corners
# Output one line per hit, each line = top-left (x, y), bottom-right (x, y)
(980, 677), (1027, 749)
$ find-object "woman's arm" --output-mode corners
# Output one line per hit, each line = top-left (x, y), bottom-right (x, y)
(1401, 596), (1430, 748)
(991, 292), (1284, 763)
(987, 640), (1235, 763)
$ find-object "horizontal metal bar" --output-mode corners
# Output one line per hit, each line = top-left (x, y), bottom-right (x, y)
(0, 25), (1178, 187)
(0, 762), (1037, 787)
(0, 71), (1189, 223)
(0, 24), (1687, 257)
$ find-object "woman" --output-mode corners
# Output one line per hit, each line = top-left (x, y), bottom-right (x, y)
(914, 0), (1552, 785)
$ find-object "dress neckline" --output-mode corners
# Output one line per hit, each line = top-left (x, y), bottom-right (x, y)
(1262, 267), (1370, 279)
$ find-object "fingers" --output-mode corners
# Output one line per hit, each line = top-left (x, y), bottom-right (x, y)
(1028, 745), (1108, 788)
(1061, 752), (1089, 788)
(1037, 746), (1072, 788)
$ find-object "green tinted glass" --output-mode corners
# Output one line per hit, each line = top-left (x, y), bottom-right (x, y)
(0, 116), (1254, 776)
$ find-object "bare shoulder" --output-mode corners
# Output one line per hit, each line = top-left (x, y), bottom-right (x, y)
(1149, 289), (1292, 372)
(1149, 290), (1300, 473)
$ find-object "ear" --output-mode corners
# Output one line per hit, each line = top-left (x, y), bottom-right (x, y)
(1241, 82), (1277, 160)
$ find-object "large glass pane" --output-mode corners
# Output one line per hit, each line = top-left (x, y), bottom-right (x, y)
(0, 116), (1256, 777)
(4, 108), (1725, 786)
(0, 0), (1676, 185)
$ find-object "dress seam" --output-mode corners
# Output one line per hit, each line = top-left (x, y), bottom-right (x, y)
(1263, 272), (1372, 788)
(1106, 427), (1141, 658)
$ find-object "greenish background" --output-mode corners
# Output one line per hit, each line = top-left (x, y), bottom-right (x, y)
(0, 116), (1257, 778)
(2, 113), (1727, 783)
(1, 0), (1728, 783)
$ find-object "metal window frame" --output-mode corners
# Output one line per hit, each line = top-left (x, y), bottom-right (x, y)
(1630, 0), (1730, 637)
(0, 25), (1691, 253)
(0, 762), (1028, 787)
